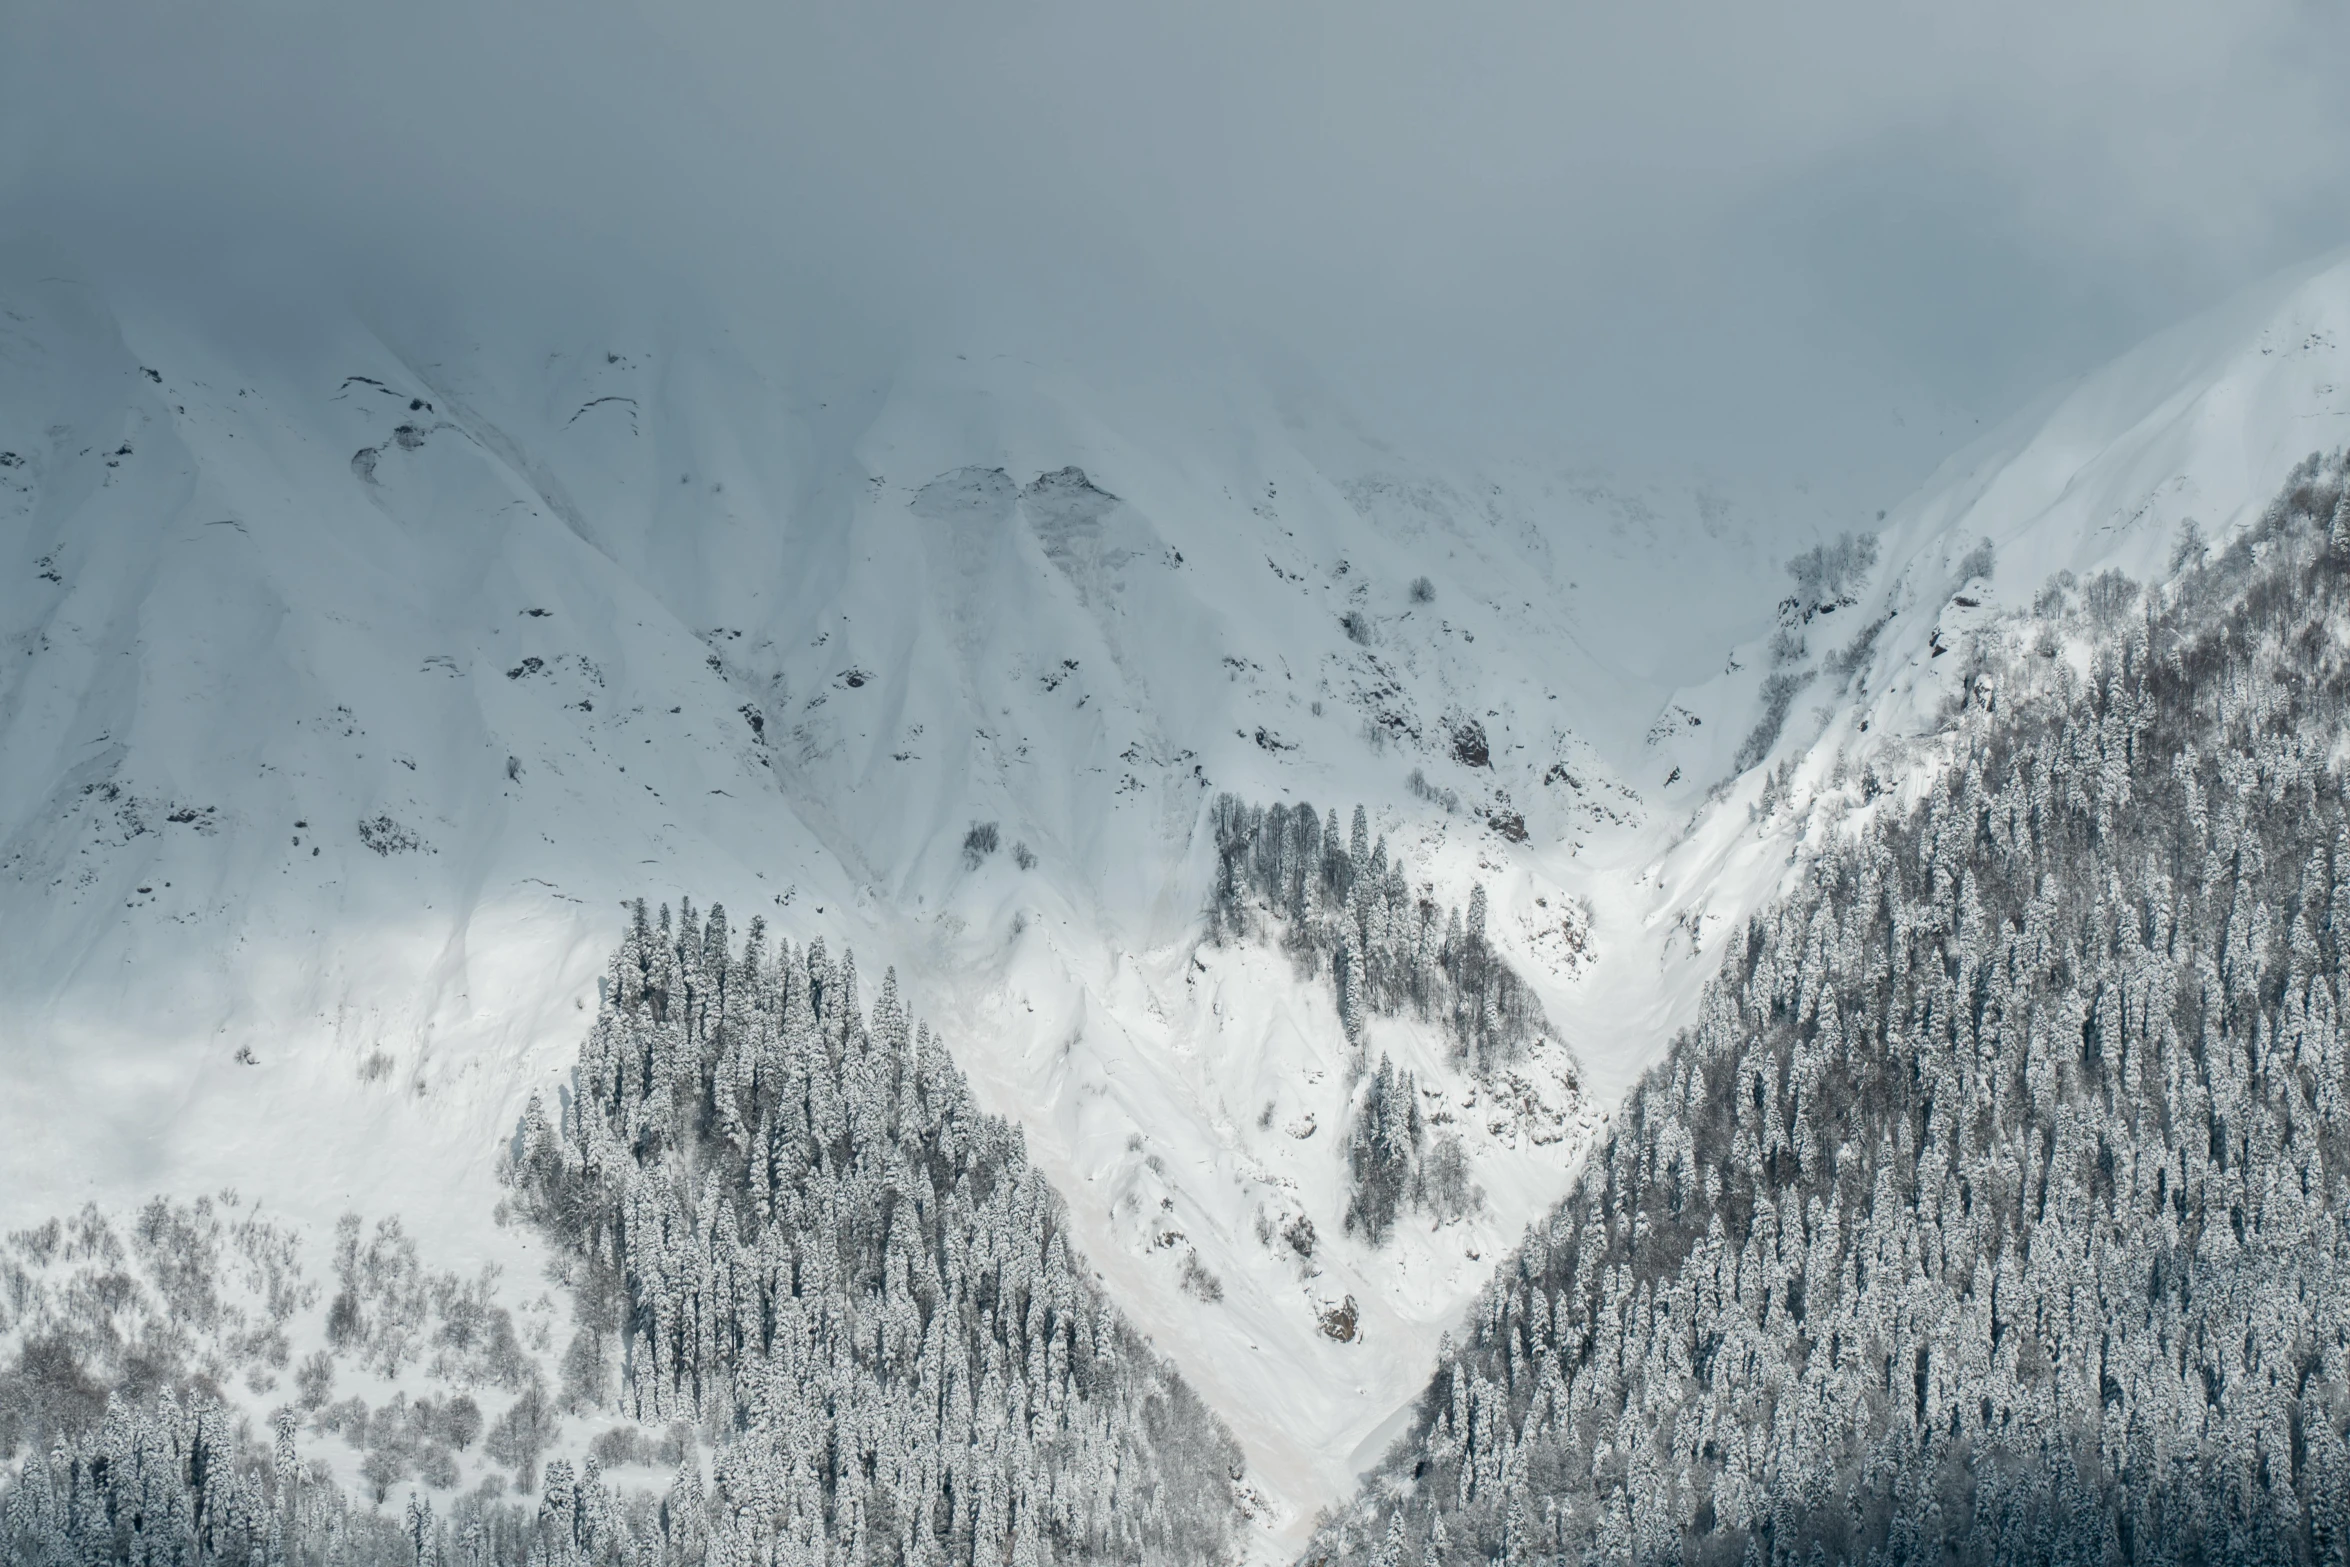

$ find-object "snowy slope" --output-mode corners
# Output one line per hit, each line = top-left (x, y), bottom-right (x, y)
(1806, 244), (2350, 757)
(0, 259), (1824, 1546)
(1609, 248), (2350, 1113)
(1651, 245), (2350, 784)
(25, 239), (2347, 1548)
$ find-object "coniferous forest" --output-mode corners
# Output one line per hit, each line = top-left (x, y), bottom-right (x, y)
(1211, 797), (1547, 1076)
(0, 911), (1244, 1566)
(505, 906), (1244, 1567)
(1309, 454), (2350, 1565)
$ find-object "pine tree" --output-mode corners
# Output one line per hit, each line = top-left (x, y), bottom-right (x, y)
(506, 926), (1245, 1566)
(1208, 801), (1556, 1074)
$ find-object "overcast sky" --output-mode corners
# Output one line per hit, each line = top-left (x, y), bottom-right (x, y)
(9, 0), (2350, 502)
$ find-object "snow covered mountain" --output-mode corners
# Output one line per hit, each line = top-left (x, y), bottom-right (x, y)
(1633, 246), (2350, 1024)
(0, 254), (1820, 1547)
(13, 230), (2350, 1557)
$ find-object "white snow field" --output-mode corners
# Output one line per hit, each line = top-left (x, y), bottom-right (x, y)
(1639, 245), (2350, 941)
(9, 242), (2350, 1549)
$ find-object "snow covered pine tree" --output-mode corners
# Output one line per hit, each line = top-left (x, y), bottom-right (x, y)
(506, 902), (1245, 1567)
(1210, 797), (1546, 1075)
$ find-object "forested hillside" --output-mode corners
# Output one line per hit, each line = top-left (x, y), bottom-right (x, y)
(504, 902), (1244, 1567)
(2, 1396), (689, 1567)
(1311, 454), (2350, 1566)
(0, 905), (1245, 1566)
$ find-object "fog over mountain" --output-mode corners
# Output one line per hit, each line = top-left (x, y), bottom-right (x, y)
(14, 0), (2350, 489)
(9, 5), (2350, 1564)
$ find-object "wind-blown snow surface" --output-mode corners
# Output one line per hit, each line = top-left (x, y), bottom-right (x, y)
(0, 261), (1817, 1547)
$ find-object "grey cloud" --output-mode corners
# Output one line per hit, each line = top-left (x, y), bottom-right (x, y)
(6, 0), (2348, 501)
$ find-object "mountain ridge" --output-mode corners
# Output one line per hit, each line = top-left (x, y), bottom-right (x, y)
(13, 245), (2350, 1554)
